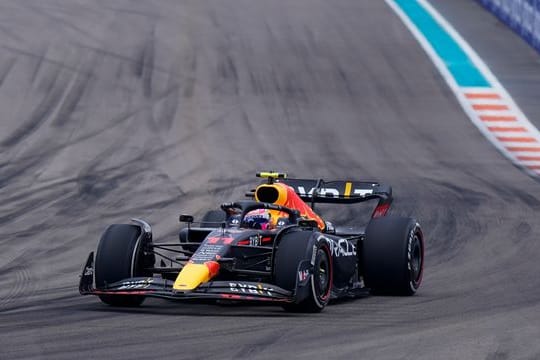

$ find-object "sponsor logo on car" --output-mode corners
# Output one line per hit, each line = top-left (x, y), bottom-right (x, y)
(318, 235), (356, 257)
(248, 235), (260, 246)
(298, 269), (310, 282)
(296, 186), (373, 198)
(84, 266), (93, 276)
(229, 282), (274, 296)
(118, 278), (154, 290)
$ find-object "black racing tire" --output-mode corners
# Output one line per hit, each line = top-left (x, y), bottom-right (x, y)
(95, 224), (153, 306)
(274, 230), (333, 313)
(200, 210), (226, 228)
(362, 217), (424, 296)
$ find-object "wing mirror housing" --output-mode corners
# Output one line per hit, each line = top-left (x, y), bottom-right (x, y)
(179, 214), (194, 223)
(298, 219), (319, 228)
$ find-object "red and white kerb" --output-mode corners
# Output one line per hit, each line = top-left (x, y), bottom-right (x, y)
(461, 88), (540, 176)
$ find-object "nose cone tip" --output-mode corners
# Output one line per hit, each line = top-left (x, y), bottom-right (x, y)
(173, 262), (221, 291)
(205, 261), (220, 277)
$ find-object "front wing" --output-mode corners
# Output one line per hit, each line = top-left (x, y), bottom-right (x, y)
(79, 253), (293, 304)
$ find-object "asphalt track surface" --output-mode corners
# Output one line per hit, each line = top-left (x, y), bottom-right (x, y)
(1, 1), (540, 359)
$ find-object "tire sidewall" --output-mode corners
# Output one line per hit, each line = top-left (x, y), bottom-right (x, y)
(95, 224), (142, 287)
(406, 223), (424, 293)
(363, 216), (424, 295)
(274, 230), (334, 312)
(94, 224), (151, 306)
(310, 240), (333, 309)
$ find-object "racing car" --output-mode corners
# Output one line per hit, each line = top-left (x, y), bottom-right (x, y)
(79, 172), (424, 312)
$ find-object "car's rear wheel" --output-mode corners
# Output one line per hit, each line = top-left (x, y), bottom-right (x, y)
(95, 224), (154, 306)
(362, 217), (424, 295)
(274, 231), (333, 312)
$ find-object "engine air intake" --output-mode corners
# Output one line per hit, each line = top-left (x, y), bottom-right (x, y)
(255, 185), (280, 203)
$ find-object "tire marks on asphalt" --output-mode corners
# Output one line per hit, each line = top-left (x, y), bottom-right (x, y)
(0, 57), (15, 88)
(138, 28), (156, 99)
(0, 260), (34, 312)
(1, 65), (66, 148)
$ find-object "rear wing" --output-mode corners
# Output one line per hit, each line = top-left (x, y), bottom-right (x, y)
(277, 178), (391, 204)
(249, 173), (393, 218)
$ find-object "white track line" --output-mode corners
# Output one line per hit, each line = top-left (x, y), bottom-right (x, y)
(386, 0), (540, 178)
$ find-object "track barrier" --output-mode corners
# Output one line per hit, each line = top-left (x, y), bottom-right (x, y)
(477, 0), (540, 53)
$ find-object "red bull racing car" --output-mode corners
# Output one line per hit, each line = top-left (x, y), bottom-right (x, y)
(79, 172), (424, 312)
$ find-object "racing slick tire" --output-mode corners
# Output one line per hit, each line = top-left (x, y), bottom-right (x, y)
(274, 230), (333, 313)
(95, 224), (153, 306)
(200, 210), (226, 228)
(362, 217), (424, 295)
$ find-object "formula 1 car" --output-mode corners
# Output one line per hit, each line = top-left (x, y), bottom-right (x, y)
(79, 172), (424, 312)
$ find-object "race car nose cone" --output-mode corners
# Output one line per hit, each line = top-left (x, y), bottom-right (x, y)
(173, 262), (220, 291)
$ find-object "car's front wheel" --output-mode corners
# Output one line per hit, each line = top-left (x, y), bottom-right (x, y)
(95, 224), (154, 306)
(274, 230), (333, 312)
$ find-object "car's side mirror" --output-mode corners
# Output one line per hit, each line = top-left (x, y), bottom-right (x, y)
(179, 214), (194, 223)
(298, 219), (318, 228)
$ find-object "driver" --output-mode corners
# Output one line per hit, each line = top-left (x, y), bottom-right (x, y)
(244, 209), (272, 230)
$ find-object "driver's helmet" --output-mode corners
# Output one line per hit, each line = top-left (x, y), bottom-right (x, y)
(244, 209), (271, 230)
